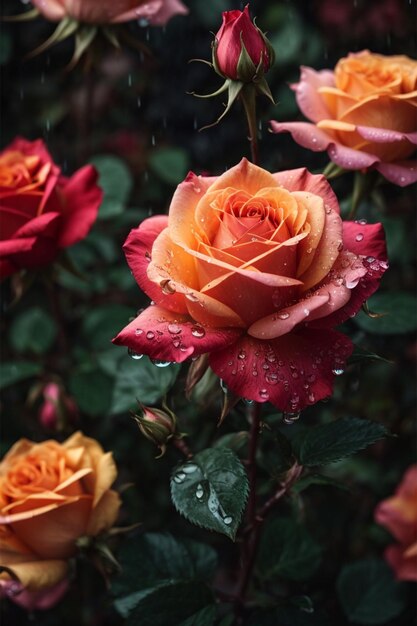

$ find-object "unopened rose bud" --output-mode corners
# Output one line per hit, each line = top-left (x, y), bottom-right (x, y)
(213, 5), (274, 82)
(38, 382), (78, 430)
(132, 404), (177, 457)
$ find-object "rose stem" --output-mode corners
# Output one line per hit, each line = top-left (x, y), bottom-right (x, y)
(241, 85), (260, 165)
(173, 437), (193, 459)
(233, 402), (261, 621)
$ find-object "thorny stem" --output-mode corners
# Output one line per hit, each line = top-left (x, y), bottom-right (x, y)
(240, 85), (259, 165)
(234, 459), (303, 623)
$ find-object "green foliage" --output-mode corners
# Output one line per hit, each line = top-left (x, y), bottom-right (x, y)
(337, 559), (408, 624)
(355, 292), (417, 335)
(293, 418), (388, 467)
(68, 367), (113, 416)
(125, 581), (214, 626)
(9, 307), (57, 355)
(90, 155), (133, 219)
(171, 448), (249, 540)
(113, 533), (217, 621)
(149, 147), (190, 185)
(257, 516), (322, 582)
(248, 607), (332, 626)
(0, 361), (42, 390)
(82, 305), (133, 351)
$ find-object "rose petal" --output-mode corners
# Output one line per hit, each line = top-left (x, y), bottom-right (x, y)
(58, 165), (102, 248)
(293, 66), (336, 122)
(0, 559), (68, 593)
(86, 489), (121, 537)
(31, 0), (66, 21)
(210, 329), (353, 411)
(272, 166), (341, 215)
(248, 294), (330, 340)
(375, 160), (417, 186)
(356, 126), (417, 145)
(384, 544), (417, 582)
(112, 304), (243, 362)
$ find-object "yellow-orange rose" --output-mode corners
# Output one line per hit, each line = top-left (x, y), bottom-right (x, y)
(272, 51), (417, 186)
(0, 432), (120, 595)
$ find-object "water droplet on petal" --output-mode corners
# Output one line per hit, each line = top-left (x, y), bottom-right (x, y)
(146, 331), (155, 340)
(355, 233), (364, 242)
(128, 349), (143, 360)
(151, 359), (172, 368)
(191, 325), (206, 338)
(160, 279), (176, 295)
(167, 323), (182, 335)
(332, 368), (344, 376)
(259, 389), (269, 400)
(135, 328), (144, 336)
(278, 311), (290, 320)
(238, 350), (246, 360)
(185, 292), (199, 302)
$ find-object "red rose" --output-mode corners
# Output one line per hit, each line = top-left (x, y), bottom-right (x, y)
(113, 159), (387, 413)
(0, 138), (102, 278)
(214, 5), (273, 81)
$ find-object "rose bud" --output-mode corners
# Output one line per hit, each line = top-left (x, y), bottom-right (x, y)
(38, 382), (79, 431)
(213, 5), (274, 82)
(191, 5), (275, 129)
(132, 404), (177, 457)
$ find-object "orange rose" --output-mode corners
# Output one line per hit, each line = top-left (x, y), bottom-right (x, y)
(0, 432), (121, 600)
(272, 51), (417, 186)
(113, 159), (387, 413)
(375, 465), (417, 582)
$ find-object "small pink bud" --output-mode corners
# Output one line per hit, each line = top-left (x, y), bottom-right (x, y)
(38, 382), (78, 430)
(132, 404), (177, 457)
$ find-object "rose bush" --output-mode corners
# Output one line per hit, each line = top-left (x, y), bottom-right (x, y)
(0, 432), (121, 606)
(0, 138), (102, 278)
(271, 51), (417, 186)
(113, 159), (387, 412)
(214, 6), (273, 81)
(31, 0), (188, 26)
(375, 465), (417, 582)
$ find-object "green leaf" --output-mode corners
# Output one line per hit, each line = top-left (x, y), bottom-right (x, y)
(292, 474), (350, 494)
(90, 155), (133, 219)
(0, 361), (42, 390)
(9, 307), (57, 355)
(248, 607), (331, 626)
(294, 418), (388, 467)
(180, 605), (217, 626)
(258, 429), (294, 478)
(0, 31), (12, 65)
(126, 581), (213, 626)
(355, 292), (417, 335)
(337, 559), (408, 624)
(257, 516), (322, 582)
(69, 368), (113, 416)
(149, 148), (190, 185)
(82, 305), (132, 351)
(171, 448), (249, 540)
(108, 355), (180, 414)
(349, 346), (392, 365)
(113, 533), (217, 599)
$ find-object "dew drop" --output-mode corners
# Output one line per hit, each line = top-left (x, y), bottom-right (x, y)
(195, 484), (204, 499)
(278, 311), (290, 320)
(135, 328), (144, 336)
(168, 323), (182, 335)
(238, 350), (246, 360)
(259, 389), (269, 400)
(191, 325), (206, 338)
(160, 279), (176, 295)
(185, 292), (199, 302)
(355, 233), (364, 242)
(146, 331), (155, 340)
(173, 472), (186, 484)
(265, 372), (278, 385)
(128, 349), (143, 360)
(151, 359), (172, 368)
(183, 464), (198, 474)
(223, 516), (233, 525)
(332, 368), (344, 376)
(220, 379), (228, 393)
(283, 411), (301, 424)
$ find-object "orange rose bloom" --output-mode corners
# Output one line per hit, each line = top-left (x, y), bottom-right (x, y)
(375, 465), (417, 582)
(113, 159), (387, 412)
(0, 432), (121, 594)
(272, 51), (417, 186)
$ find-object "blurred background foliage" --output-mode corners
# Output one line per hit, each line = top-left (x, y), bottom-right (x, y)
(1, 0), (416, 624)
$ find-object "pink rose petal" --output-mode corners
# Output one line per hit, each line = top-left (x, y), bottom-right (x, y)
(209, 328), (353, 411)
(112, 304), (242, 363)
